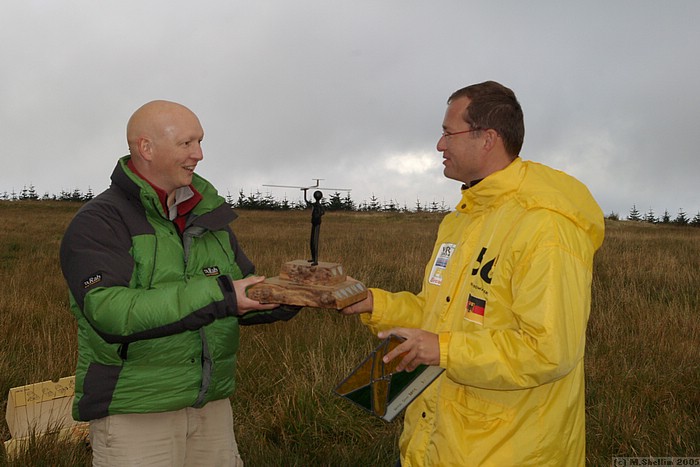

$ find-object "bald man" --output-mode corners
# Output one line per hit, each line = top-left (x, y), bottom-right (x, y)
(60, 100), (299, 466)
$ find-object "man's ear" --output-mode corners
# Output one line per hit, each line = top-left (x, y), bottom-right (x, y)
(482, 129), (499, 152)
(137, 137), (154, 162)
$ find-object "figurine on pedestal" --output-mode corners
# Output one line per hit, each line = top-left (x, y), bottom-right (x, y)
(247, 187), (367, 309)
(309, 190), (325, 266)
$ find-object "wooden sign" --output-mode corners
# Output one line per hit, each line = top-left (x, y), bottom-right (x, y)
(4, 376), (89, 456)
(248, 260), (368, 309)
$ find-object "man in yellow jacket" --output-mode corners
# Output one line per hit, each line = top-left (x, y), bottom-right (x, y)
(343, 81), (605, 466)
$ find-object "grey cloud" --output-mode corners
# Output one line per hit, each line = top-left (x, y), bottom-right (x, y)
(1, 0), (699, 216)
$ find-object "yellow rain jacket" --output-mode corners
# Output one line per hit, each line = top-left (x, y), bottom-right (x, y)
(363, 157), (604, 466)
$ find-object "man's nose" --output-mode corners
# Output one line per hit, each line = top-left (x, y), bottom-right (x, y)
(436, 134), (447, 152)
(193, 143), (204, 160)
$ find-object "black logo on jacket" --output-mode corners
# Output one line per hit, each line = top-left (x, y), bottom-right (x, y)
(202, 266), (221, 277)
(471, 247), (497, 284)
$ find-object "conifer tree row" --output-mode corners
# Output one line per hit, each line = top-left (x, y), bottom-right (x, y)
(623, 204), (700, 227)
(0, 185), (452, 213)
(3, 185), (698, 223)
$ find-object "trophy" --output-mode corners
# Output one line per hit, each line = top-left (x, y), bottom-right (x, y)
(248, 190), (368, 309)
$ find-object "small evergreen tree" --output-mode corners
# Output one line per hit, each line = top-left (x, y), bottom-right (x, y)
(235, 189), (248, 209)
(674, 209), (688, 226)
(661, 210), (671, 224)
(627, 204), (642, 221)
(644, 208), (657, 224)
(327, 192), (344, 211)
(691, 212), (700, 228)
(83, 187), (94, 201)
(260, 191), (277, 210)
(368, 194), (381, 212)
(21, 184), (39, 200)
(247, 190), (263, 209)
(384, 199), (398, 212)
(415, 199), (423, 212)
(341, 193), (354, 211)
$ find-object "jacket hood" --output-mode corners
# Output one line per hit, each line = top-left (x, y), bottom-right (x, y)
(457, 157), (605, 250)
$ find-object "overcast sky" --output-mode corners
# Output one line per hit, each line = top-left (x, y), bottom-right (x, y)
(2, 1), (698, 217)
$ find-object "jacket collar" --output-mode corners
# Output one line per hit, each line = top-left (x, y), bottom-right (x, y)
(455, 157), (522, 214)
(110, 156), (237, 229)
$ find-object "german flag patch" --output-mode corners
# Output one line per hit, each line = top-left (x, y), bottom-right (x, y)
(465, 294), (486, 325)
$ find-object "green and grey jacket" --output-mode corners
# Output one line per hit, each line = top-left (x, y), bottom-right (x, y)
(60, 156), (296, 421)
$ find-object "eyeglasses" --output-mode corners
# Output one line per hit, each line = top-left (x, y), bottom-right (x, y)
(441, 128), (481, 138)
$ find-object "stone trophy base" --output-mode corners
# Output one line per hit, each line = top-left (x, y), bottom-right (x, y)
(248, 260), (368, 309)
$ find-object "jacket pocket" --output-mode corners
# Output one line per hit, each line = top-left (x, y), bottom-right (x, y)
(440, 379), (515, 425)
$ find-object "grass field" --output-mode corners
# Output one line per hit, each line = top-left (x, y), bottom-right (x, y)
(1, 201), (698, 466)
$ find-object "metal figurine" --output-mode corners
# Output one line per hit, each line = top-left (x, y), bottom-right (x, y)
(309, 190), (325, 265)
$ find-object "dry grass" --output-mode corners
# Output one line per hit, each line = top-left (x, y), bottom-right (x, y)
(0, 201), (698, 465)
(586, 221), (700, 462)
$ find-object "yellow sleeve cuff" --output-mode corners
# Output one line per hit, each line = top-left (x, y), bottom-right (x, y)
(438, 331), (451, 368)
(360, 288), (386, 328)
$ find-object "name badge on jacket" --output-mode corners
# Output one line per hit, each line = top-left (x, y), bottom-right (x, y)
(428, 243), (456, 286)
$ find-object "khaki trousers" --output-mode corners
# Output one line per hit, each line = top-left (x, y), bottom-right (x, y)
(89, 398), (244, 467)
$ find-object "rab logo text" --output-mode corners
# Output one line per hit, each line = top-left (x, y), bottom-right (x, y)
(471, 247), (497, 284)
(202, 266), (221, 277)
(83, 274), (102, 289)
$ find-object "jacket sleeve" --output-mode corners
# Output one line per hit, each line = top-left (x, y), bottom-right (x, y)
(361, 288), (427, 333)
(60, 205), (240, 345)
(443, 215), (596, 390)
(238, 305), (302, 325)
